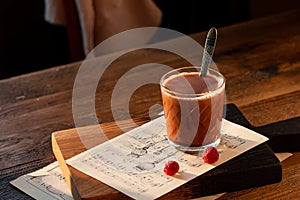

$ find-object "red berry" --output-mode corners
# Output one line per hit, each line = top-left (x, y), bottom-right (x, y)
(202, 147), (219, 164)
(164, 160), (180, 176)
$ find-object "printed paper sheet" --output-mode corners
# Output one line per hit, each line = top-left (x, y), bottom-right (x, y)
(66, 117), (269, 199)
(10, 162), (73, 200)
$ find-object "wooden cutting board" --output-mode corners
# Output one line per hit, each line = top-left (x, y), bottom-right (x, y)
(52, 104), (282, 199)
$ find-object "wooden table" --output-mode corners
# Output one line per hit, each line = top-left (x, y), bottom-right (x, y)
(1, 10), (299, 199)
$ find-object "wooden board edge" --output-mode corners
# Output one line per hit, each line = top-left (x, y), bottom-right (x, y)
(52, 131), (83, 200)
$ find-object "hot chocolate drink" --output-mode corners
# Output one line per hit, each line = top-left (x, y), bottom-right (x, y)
(160, 67), (225, 150)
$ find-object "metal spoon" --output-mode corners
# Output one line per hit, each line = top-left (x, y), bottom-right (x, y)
(200, 27), (218, 76)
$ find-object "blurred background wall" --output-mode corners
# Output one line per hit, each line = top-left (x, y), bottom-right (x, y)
(0, 0), (70, 79)
(0, 0), (299, 79)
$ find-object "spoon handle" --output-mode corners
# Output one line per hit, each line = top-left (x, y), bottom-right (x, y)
(200, 27), (218, 76)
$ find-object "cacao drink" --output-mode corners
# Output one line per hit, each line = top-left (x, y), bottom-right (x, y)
(160, 67), (225, 151)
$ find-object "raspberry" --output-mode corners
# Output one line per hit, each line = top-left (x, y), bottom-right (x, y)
(202, 147), (219, 164)
(164, 160), (180, 176)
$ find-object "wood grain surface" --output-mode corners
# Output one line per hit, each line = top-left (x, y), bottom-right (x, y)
(0, 9), (300, 199)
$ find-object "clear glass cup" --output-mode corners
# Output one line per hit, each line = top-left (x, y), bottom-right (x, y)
(160, 66), (225, 151)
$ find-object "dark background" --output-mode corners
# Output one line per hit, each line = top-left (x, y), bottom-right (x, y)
(0, 0), (299, 79)
(0, 0), (70, 79)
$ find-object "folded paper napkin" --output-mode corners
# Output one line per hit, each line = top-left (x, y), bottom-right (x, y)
(44, 0), (162, 55)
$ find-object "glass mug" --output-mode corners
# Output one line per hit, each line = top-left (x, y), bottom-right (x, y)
(160, 66), (225, 151)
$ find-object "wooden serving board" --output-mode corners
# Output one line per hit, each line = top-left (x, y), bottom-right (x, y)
(52, 104), (282, 199)
(254, 117), (300, 152)
(225, 105), (300, 152)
